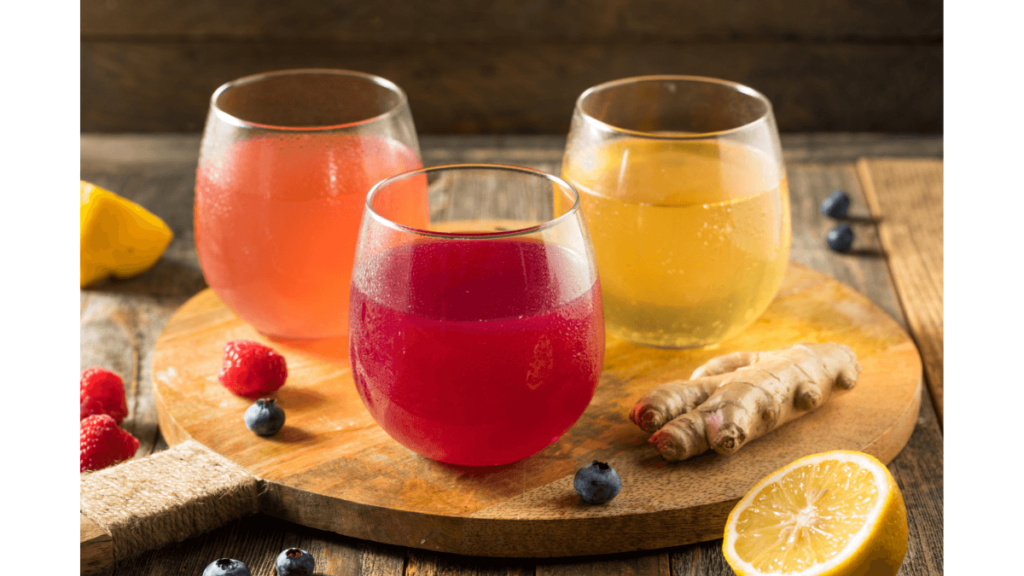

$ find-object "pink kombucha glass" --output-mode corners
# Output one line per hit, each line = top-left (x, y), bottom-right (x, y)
(195, 70), (423, 339)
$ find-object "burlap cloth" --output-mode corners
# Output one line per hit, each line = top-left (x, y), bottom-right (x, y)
(80, 440), (260, 559)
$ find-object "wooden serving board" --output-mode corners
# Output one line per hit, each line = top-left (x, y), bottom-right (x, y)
(152, 263), (921, 557)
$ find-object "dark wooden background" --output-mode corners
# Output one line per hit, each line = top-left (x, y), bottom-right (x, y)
(81, 0), (942, 134)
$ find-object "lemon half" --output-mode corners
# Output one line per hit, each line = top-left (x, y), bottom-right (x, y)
(723, 451), (907, 576)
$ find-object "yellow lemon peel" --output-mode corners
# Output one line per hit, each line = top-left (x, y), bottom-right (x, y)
(80, 181), (173, 287)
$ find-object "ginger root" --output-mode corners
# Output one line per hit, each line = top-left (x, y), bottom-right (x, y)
(630, 343), (860, 461)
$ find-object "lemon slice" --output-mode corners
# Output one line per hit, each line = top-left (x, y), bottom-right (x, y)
(723, 451), (907, 576)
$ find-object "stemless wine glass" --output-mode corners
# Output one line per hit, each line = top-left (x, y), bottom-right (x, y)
(349, 165), (604, 466)
(562, 75), (791, 349)
(195, 69), (422, 339)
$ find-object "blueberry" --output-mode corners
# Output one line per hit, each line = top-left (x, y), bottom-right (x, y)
(573, 460), (622, 504)
(244, 398), (285, 436)
(276, 547), (316, 576)
(820, 190), (851, 219)
(203, 558), (251, 576)
(827, 224), (854, 253)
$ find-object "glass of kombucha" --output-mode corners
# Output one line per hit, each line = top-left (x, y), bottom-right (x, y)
(561, 76), (791, 349)
(195, 69), (424, 339)
(348, 165), (604, 466)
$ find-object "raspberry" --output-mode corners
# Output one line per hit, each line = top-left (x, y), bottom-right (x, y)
(81, 414), (139, 473)
(80, 396), (106, 420)
(218, 340), (288, 397)
(80, 367), (129, 423)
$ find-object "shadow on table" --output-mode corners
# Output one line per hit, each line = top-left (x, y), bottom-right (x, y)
(82, 258), (207, 298)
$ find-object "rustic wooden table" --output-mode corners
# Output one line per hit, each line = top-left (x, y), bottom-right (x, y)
(81, 133), (943, 576)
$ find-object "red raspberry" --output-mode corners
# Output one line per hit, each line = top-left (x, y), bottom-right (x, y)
(80, 396), (106, 420)
(81, 414), (140, 473)
(80, 367), (129, 423)
(218, 340), (288, 397)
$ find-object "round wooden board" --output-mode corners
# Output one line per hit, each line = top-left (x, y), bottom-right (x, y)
(152, 263), (921, 558)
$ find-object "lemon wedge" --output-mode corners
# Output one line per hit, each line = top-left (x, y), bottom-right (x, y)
(80, 181), (173, 288)
(723, 451), (907, 576)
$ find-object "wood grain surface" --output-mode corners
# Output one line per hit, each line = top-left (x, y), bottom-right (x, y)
(81, 41), (942, 134)
(81, 134), (943, 575)
(80, 1), (942, 133)
(150, 263), (921, 557)
(81, 0), (942, 41)
(81, 514), (113, 575)
(858, 159), (944, 426)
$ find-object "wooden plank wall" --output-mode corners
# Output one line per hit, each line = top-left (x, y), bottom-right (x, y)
(81, 0), (942, 134)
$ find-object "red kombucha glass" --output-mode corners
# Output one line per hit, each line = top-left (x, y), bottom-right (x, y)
(349, 165), (604, 466)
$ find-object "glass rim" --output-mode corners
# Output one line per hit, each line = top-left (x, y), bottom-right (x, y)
(210, 68), (409, 132)
(575, 74), (774, 140)
(364, 163), (582, 240)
